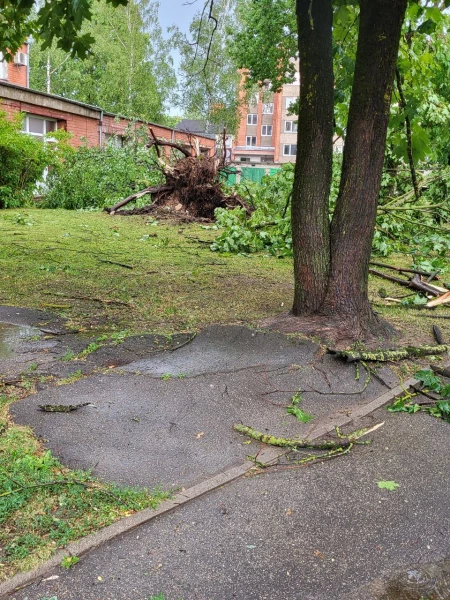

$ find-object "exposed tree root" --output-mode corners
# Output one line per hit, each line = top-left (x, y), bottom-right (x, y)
(105, 135), (250, 221)
(259, 311), (396, 347)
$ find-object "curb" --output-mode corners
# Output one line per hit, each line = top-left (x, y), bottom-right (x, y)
(0, 376), (418, 598)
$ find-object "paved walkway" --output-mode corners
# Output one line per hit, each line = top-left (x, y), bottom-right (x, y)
(1, 307), (449, 599)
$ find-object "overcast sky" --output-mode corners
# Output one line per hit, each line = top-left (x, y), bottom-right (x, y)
(158, 0), (200, 36)
(158, 0), (203, 114)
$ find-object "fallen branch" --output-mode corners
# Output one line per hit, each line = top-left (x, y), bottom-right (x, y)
(107, 186), (171, 214)
(433, 325), (444, 345)
(426, 291), (450, 308)
(39, 402), (91, 412)
(431, 365), (450, 378)
(233, 422), (383, 450)
(328, 344), (450, 363)
(147, 131), (191, 158)
(369, 261), (439, 279)
(369, 268), (446, 297)
(98, 259), (134, 269)
(63, 294), (132, 307)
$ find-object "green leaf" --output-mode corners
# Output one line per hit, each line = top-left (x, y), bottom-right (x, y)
(436, 401), (450, 422)
(440, 385), (450, 398)
(417, 19), (437, 35)
(286, 406), (314, 424)
(415, 369), (441, 390)
(377, 480), (400, 491)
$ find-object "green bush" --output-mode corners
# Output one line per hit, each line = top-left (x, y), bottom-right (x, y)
(0, 109), (61, 208)
(212, 157), (450, 260)
(43, 143), (163, 210)
(211, 163), (295, 256)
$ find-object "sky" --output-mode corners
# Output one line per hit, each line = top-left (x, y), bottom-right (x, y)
(158, 0), (200, 36)
(158, 0), (203, 114)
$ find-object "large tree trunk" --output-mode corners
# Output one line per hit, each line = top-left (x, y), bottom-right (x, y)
(291, 0), (334, 315)
(320, 0), (407, 335)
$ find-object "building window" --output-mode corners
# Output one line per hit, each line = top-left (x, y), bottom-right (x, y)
(240, 157), (250, 162)
(249, 92), (259, 107)
(105, 133), (125, 148)
(262, 103), (274, 114)
(22, 115), (57, 139)
(0, 52), (8, 80)
(247, 114), (257, 125)
(246, 136), (257, 147)
(285, 97), (297, 110)
(283, 144), (297, 156)
(284, 120), (298, 133)
(261, 125), (272, 136)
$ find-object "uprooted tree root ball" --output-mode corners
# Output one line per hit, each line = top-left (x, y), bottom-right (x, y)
(105, 132), (251, 221)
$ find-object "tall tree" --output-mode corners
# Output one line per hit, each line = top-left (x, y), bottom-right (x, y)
(171, 0), (241, 133)
(233, 0), (439, 340)
(29, 0), (175, 123)
(317, 0), (408, 336)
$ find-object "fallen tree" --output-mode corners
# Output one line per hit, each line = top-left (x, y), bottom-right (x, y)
(105, 130), (250, 220)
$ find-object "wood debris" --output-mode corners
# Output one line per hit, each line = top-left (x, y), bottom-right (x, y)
(369, 262), (450, 307)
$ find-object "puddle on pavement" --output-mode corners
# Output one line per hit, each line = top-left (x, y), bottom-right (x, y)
(0, 323), (40, 359)
(374, 559), (450, 599)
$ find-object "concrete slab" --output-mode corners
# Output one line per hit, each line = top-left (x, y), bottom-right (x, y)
(10, 410), (450, 600)
(121, 325), (318, 376)
(0, 305), (193, 379)
(10, 356), (387, 490)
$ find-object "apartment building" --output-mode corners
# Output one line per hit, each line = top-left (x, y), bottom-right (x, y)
(232, 66), (343, 166)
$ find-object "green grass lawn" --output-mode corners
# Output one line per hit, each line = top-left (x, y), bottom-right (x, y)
(0, 209), (294, 335)
(1, 208), (448, 344)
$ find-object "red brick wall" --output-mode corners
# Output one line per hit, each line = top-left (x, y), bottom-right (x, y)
(7, 44), (28, 88)
(235, 71), (249, 148)
(1, 98), (99, 147)
(1, 89), (215, 154)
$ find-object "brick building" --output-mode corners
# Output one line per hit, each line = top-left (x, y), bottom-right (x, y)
(232, 63), (343, 166)
(0, 45), (215, 154)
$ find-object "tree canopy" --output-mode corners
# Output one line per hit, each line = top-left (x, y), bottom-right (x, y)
(171, 0), (241, 133)
(28, 0), (176, 123)
(0, 0), (129, 59)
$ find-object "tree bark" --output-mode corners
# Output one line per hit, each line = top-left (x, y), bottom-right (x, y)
(291, 0), (334, 314)
(321, 0), (407, 333)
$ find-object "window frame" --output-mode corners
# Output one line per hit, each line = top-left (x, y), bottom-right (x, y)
(283, 144), (297, 156)
(22, 115), (57, 140)
(285, 96), (297, 110)
(0, 52), (8, 80)
(284, 120), (298, 133)
(261, 125), (273, 136)
(247, 113), (257, 125)
(246, 136), (257, 147)
(262, 103), (274, 114)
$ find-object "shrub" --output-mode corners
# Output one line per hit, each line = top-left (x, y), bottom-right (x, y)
(43, 143), (163, 210)
(212, 157), (450, 260)
(211, 164), (295, 256)
(0, 109), (62, 208)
